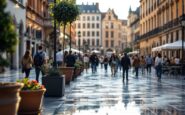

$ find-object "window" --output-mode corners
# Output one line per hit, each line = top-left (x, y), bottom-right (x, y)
(92, 31), (95, 36)
(96, 23), (99, 28)
(96, 31), (99, 36)
(108, 16), (111, 20)
(83, 16), (86, 21)
(106, 31), (109, 38)
(111, 31), (114, 38)
(111, 40), (114, 47)
(83, 31), (86, 36)
(105, 40), (109, 47)
(92, 23), (95, 28)
(87, 23), (90, 28)
(92, 39), (95, 46)
(87, 16), (90, 21)
(92, 16), (95, 21)
(111, 23), (114, 29)
(78, 23), (81, 28)
(87, 39), (90, 45)
(96, 16), (99, 21)
(87, 31), (90, 36)
(171, 32), (173, 43)
(176, 30), (179, 41)
(83, 23), (85, 28)
(96, 39), (99, 46)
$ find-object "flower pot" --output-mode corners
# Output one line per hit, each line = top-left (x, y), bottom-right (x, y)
(18, 89), (46, 115)
(42, 75), (65, 97)
(0, 82), (23, 115)
(58, 67), (74, 84)
(75, 68), (81, 76)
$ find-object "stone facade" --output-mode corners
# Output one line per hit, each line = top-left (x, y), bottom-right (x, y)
(75, 3), (102, 53)
(139, 0), (185, 58)
(102, 9), (126, 54)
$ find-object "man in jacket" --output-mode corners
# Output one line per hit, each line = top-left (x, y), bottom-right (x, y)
(121, 53), (131, 81)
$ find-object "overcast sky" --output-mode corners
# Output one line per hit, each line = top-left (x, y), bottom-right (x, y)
(76, 0), (140, 19)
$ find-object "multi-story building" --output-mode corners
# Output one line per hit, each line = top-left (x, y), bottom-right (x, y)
(120, 20), (128, 50)
(102, 8), (123, 53)
(139, 0), (185, 58)
(75, 3), (102, 52)
(6, 0), (27, 69)
(26, 0), (53, 56)
(127, 7), (140, 51)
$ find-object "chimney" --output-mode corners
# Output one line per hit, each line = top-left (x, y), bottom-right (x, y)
(96, 3), (99, 8)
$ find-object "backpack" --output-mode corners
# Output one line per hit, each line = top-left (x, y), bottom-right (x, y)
(34, 52), (44, 66)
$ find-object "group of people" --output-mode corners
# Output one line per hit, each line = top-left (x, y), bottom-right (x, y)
(21, 46), (83, 82)
(21, 45), (170, 83)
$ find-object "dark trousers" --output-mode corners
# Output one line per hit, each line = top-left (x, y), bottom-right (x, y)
(123, 68), (129, 80)
(135, 67), (139, 77)
(147, 64), (152, 73)
(35, 67), (44, 82)
(24, 68), (31, 78)
(104, 64), (108, 71)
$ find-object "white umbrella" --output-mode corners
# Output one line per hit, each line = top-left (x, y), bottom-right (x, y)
(161, 40), (185, 50)
(64, 48), (83, 54)
(91, 50), (100, 53)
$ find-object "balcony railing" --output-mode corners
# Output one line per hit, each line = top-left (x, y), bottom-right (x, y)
(139, 15), (184, 40)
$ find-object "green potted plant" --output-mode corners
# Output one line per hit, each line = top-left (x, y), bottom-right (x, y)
(17, 78), (46, 115)
(74, 60), (83, 77)
(0, 1), (23, 115)
(42, 68), (65, 97)
(52, 1), (79, 84)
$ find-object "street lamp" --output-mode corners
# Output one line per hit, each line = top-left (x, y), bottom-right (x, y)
(78, 31), (81, 52)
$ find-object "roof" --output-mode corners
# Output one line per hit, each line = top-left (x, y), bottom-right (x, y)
(77, 3), (100, 13)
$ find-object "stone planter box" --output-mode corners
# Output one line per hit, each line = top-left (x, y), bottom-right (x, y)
(58, 67), (74, 84)
(42, 75), (65, 97)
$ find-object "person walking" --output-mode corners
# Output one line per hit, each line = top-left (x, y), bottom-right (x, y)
(146, 54), (153, 74)
(21, 50), (33, 78)
(90, 52), (98, 73)
(132, 55), (140, 78)
(83, 54), (89, 72)
(121, 53), (131, 81)
(56, 49), (63, 67)
(65, 51), (76, 67)
(109, 53), (117, 76)
(155, 53), (162, 80)
(34, 46), (46, 82)
(103, 55), (109, 72)
(140, 56), (146, 74)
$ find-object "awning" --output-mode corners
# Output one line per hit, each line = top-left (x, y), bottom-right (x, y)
(128, 51), (139, 55)
(162, 40), (185, 50)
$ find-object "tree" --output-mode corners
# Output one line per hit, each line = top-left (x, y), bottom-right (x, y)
(53, 1), (79, 51)
(0, 0), (17, 68)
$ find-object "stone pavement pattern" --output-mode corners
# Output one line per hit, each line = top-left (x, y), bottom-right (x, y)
(1, 67), (185, 115)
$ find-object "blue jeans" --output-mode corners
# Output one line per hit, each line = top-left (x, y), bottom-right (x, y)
(35, 67), (44, 82)
(156, 65), (162, 79)
(91, 63), (97, 73)
(104, 64), (108, 71)
(135, 67), (139, 77)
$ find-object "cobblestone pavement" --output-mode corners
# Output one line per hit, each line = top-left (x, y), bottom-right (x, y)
(1, 66), (185, 115)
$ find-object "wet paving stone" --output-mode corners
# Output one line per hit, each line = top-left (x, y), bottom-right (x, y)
(42, 67), (185, 115)
(1, 67), (185, 115)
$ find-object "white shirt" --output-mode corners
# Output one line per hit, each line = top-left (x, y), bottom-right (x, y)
(175, 58), (180, 64)
(56, 51), (63, 62)
(83, 56), (89, 63)
(155, 57), (162, 66)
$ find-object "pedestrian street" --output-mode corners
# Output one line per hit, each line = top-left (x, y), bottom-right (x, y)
(1, 66), (185, 115)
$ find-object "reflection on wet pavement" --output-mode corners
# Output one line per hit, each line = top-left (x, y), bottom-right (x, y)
(42, 67), (185, 115)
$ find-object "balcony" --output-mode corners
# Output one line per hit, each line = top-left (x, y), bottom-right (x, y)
(139, 15), (183, 40)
